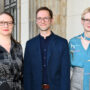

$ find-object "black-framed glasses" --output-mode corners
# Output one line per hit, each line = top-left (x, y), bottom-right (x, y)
(0, 21), (14, 26)
(82, 19), (90, 23)
(36, 17), (51, 22)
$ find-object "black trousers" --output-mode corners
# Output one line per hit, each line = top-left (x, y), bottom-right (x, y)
(42, 88), (49, 90)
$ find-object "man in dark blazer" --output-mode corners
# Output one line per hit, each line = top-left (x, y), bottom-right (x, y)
(24, 7), (70, 90)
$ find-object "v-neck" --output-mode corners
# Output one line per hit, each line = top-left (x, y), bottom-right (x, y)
(80, 38), (90, 52)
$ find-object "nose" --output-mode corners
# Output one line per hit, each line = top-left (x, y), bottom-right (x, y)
(41, 18), (45, 23)
(89, 20), (90, 23)
(4, 22), (9, 27)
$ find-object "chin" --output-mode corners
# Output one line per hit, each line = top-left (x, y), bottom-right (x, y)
(40, 27), (50, 31)
(85, 29), (90, 32)
(2, 33), (11, 36)
(41, 29), (48, 31)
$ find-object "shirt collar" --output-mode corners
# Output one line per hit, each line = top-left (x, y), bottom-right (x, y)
(39, 31), (54, 40)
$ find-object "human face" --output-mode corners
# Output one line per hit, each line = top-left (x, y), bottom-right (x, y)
(0, 14), (14, 36)
(81, 12), (90, 32)
(36, 10), (53, 31)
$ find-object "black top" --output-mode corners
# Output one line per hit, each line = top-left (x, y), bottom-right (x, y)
(0, 40), (23, 90)
(39, 32), (53, 84)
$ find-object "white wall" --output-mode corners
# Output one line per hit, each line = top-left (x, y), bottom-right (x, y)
(66, 0), (90, 41)
(21, 0), (30, 52)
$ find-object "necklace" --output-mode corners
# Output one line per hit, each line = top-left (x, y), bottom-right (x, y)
(82, 33), (90, 41)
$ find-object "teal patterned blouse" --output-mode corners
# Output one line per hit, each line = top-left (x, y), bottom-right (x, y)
(69, 33), (90, 90)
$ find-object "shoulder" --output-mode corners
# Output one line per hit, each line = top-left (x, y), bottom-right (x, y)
(69, 34), (82, 44)
(15, 42), (22, 48)
(12, 40), (22, 51)
(53, 34), (68, 44)
(26, 35), (39, 46)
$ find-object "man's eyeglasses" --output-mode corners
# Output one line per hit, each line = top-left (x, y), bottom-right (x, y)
(82, 19), (90, 23)
(0, 21), (14, 26)
(36, 17), (51, 22)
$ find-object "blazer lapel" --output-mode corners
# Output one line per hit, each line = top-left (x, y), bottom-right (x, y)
(36, 36), (42, 66)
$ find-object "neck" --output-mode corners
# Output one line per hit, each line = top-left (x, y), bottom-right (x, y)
(40, 30), (51, 39)
(0, 35), (11, 44)
(84, 31), (90, 38)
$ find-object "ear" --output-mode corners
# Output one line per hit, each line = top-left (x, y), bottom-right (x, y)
(51, 18), (54, 24)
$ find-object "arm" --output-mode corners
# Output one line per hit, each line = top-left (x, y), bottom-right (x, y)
(69, 40), (74, 79)
(19, 44), (24, 90)
(60, 40), (70, 90)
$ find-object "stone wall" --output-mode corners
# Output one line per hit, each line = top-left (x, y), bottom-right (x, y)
(0, 0), (4, 13)
(29, 0), (67, 38)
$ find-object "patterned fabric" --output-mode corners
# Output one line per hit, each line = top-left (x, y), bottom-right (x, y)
(70, 67), (84, 90)
(0, 40), (23, 90)
(69, 33), (90, 90)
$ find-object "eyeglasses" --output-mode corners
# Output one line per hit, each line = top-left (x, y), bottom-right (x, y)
(0, 21), (14, 26)
(36, 17), (51, 22)
(82, 19), (90, 23)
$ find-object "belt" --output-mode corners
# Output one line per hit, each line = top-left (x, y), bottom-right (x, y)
(42, 84), (50, 89)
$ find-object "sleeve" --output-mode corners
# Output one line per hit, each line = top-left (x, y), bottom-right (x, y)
(24, 41), (32, 90)
(17, 43), (24, 90)
(60, 40), (70, 90)
(69, 39), (75, 79)
(69, 40), (74, 64)
(20, 45), (24, 90)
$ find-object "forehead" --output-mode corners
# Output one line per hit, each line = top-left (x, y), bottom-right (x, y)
(37, 10), (50, 17)
(84, 12), (90, 19)
(0, 14), (12, 21)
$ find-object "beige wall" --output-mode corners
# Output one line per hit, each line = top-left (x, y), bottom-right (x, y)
(1, 0), (90, 50)
(29, 0), (67, 38)
(66, 0), (90, 41)
(21, 0), (90, 50)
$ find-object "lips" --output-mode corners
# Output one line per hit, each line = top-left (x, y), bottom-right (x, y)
(3, 29), (9, 31)
(87, 26), (90, 28)
(40, 24), (46, 26)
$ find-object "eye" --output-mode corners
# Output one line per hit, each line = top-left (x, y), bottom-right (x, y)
(44, 17), (49, 20)
(37, 17), (41, 20)
(85, 19), (89, 21)
(0, 22), (4, 24)
(0, 22), (4, 26)
(83, 19), (90, 21)
(8, 22), (13, 25)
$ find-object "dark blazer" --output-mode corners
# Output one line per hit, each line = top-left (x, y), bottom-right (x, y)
(24, 33), (70, 90)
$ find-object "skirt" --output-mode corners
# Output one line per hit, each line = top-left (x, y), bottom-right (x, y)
(71, 67), (84, 90)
